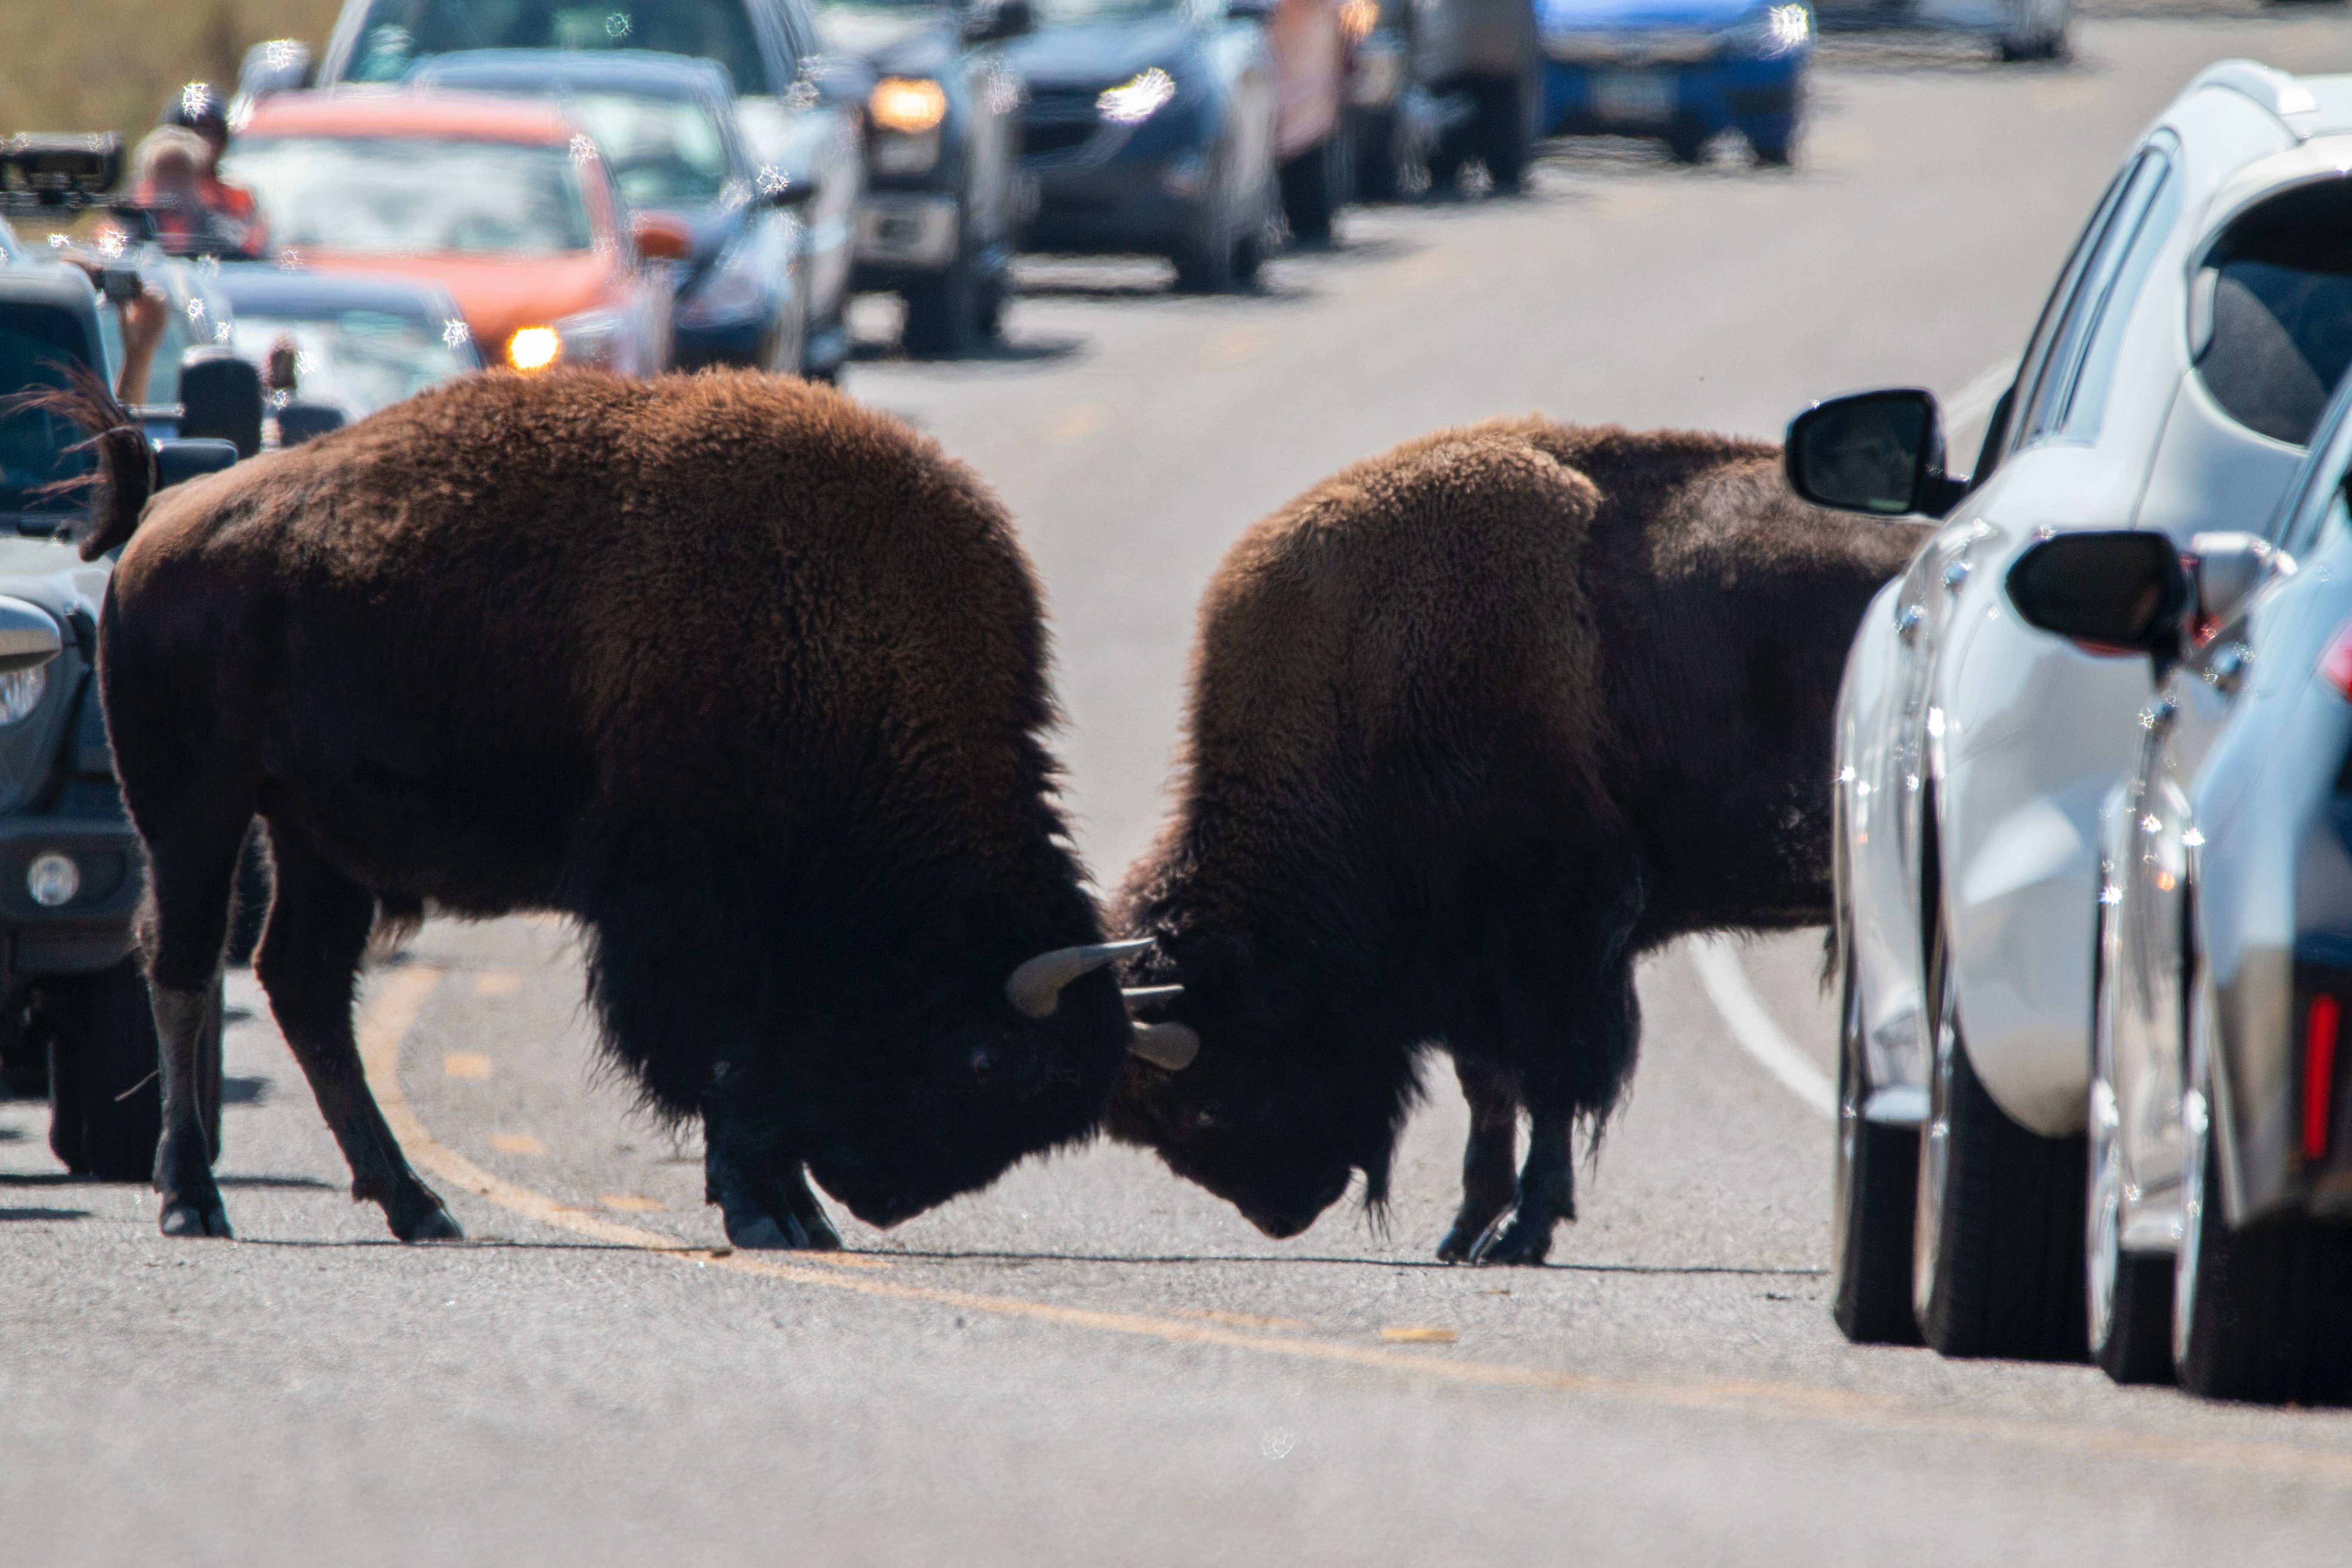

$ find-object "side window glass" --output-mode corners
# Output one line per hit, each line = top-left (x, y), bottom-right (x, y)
(2017, 146), (2172, 446)
(1999, 157), (2139, 462)
(2196, 175), (2352, 449)
(2278, 395), (2352, 554)
(2057, 153), (2178, 439)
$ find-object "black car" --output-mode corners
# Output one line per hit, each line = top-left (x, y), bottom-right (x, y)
(1008, 0), (1279, 293)
(817, 0), (1032, 354)
(0, 147), (248, 1179)
(306, 0), (867, 377)
(409, 50), (819, 375)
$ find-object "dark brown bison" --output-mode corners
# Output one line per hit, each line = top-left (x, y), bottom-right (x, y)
(1109, 418), (1927, 1263)
(61, 368), (1158, 1246)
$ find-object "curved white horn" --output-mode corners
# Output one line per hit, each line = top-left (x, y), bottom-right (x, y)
(1006, 938), (1154, 1019)
(1128, 1021), (1200, 1072)
(1120, 984), (1184, 1008)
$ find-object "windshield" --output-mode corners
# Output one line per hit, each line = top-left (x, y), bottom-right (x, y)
(346, 0), (770, 95)
(230, 310), (477, 417)
(222, 137), (596, 256)
(1030, 0), (1186, 24)
(0, 306), (98, 518)
(564, 92), (732, 207)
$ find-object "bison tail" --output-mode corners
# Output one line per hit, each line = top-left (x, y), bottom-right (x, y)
(0, 363), (156, 561)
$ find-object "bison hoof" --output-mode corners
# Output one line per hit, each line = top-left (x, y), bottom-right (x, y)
(1469, 1217), (1553, 1267)
(1435, 1218), (1497, 1264)
(395, 1204), (465, 1244)
(159, 1197), (233, 1239)
(723, 1210), (808, 1251)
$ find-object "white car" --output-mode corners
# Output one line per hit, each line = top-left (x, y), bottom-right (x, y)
(1785, 61), (2352, 1358)
(1815, 0), (2067, 64)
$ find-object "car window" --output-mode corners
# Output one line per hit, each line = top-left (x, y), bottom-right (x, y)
(2055, 151), (2178, 440)
(0, 306), (96, 516)
(347, 0), (774, 96)
(2275, 376), (2352, 554)
(229, 310), (476, 415)
(2015, 144), (2173, 447)
(563, 92), (734, 206)
(224, 136), (597, 255)
(1989, 157), (2139, 469)
(2195, 175), (2352, 449)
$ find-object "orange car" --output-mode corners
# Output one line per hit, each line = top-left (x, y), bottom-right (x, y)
(226, 92), (686, 376)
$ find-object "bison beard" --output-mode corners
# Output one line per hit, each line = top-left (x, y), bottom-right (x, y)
(62, 368), (1138, 1246)
(1109, 419), (1927, 1263)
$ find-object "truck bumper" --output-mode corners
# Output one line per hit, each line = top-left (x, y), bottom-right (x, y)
(0, 813), (142, 983)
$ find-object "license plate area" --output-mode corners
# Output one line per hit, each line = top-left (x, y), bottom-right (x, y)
(1592, 71), (1676, 124)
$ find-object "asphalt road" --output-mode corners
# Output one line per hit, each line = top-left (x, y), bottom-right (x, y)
(11, 12), (2352, 1564)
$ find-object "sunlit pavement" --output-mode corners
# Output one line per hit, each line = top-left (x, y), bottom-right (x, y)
(9, 10), (2352, 1563)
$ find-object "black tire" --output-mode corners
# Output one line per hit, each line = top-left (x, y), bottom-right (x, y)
(1173, 175), (1249, 294)
(1664, 123), (1709, 164)
(1750, 132), (1795, 168)
(1280, 138), (1336, 243)
(1914, 915), (2089, 1360)
(46, 962), (222, 1182)
(1997, 30), (2064, 61)
(1477, 75), (1530, 192)
(1353, 110), (1402, 203)
(901, 240), (979, 358)
(974, 265), (1008, 345)
(2174, 1090), (2352, 1403)
(1831, 939), (1922, 1345)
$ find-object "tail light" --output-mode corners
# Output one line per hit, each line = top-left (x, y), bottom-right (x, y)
(2306, 993), (2341, 1163)
(2321, 618), (2352, 701)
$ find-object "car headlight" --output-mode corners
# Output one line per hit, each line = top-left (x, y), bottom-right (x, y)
(1098, 68), (1178, 126)
(678, 233), (779, 329)
(506, 326), (563, 372)
(0, 664), (48, 726)
(872, 77), (948, 134)
(1721, 2), (1811, 58)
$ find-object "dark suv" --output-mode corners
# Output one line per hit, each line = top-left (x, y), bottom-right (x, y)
(0, 141), (245, 1180)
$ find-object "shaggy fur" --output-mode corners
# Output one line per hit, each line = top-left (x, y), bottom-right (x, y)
(70, 368), (1130, 1245)
(1109, 417), (1928, 1262)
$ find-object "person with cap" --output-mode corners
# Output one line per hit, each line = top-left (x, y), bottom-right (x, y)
(149, 82), (268, 256)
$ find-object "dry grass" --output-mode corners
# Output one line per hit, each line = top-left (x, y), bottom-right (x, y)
(0, 0), (346, 141)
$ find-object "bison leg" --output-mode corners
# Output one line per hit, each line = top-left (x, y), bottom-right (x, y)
(702, 1095), (836, 1250)
(1470, 1109), (1575, 1266)
(141, 779), (254, 1239)
(1437, 1057), (1520, 1263)
(254, 825), (460, 1242)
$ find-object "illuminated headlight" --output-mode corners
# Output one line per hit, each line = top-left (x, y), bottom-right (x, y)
(1098, 68), (1177, 126)
(27, 852), (77, 908)
(506, 326), (562, 372)
(0, 663), (47, 725)
(871, 77), (948, 133)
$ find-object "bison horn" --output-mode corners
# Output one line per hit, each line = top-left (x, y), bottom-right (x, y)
(1005, 938), (1154, 1020)
(1128, 1021), (1200, 1072)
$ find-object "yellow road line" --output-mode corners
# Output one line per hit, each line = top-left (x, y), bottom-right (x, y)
(356, 965), (2352, 1490)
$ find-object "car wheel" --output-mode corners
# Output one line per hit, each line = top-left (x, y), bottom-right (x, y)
(902, 240), (980, 358)
(1172, 173), (1238, 293)
(1478, 75), (1530, 193)
(1279, 138), (1336, 243)
(46, 961), (222, 1182)
(974, 264), (1008, 345)
(2086, 896), (2173, 1383)
(2173, 1069), (2352, 1403)
(1749, 129), (1796, 167)
(1663, 123), (1709, 164)
(1831, 937), (1922, 1345)
(1914, 913), (2089, 1360)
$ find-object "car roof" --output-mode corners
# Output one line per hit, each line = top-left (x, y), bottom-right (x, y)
(212, 265), (466, 323)
(407, 49), (738, 104)
(2186, 62), (2352, 143)
(240, 90), (582, 146)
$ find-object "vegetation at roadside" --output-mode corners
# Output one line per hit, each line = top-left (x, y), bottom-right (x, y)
(1, 0), (345, 143)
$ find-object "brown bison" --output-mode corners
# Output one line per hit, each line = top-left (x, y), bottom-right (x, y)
(1109, 418), (1927, 1263)
(63, 368), (1163, 1246)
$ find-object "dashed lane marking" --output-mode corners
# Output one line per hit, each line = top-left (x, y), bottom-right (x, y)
(441, 1051), (493, 1081)
(357, 965), (2352, 1490)
(1690, 937), (1835, 1119)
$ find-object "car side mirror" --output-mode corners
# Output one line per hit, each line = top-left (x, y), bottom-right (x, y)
(153, 437), (239, 492)
(177, 352), (264, 459)
(631, 211), (695, 261)
(963, 0), (1033, 41)
(2184, 531), (2289, 631)
(0, 597), (64, 676)
(2006, 531), (2190, 662)
(1785, 389), (1964, 519)
(759, 172), (820, 208)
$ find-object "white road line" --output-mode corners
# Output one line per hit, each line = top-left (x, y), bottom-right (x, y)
(1690, 936), (1835, 1120)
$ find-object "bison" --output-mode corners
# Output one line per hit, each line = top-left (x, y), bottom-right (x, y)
(59, 368), (1169, 1246)
(1109, 418), (1927, 1263)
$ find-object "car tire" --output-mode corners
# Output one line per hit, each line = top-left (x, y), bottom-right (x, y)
(2086, 898), (2174, 1384)
(1663, 122), (1709, 164)
(1478, 75), (1530, 193)
(1831, 937), (1922, 1345)
(1280, 138), (1337, 243)
(2174, 1075), (2352, 1403)
(1914, 913), (2089, 1360)
(902, 239), (980, 359)
(1173, 174), (1242, 293)
(46, 961), (222, 1182)
(1749, 130), (1796, 167)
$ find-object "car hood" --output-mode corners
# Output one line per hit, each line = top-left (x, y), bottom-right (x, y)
(820, 6), (962, 74)
(1537, 0), (1764, 31)
(291, 251), (625, 356)
(1004, 18), (1197, 91)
